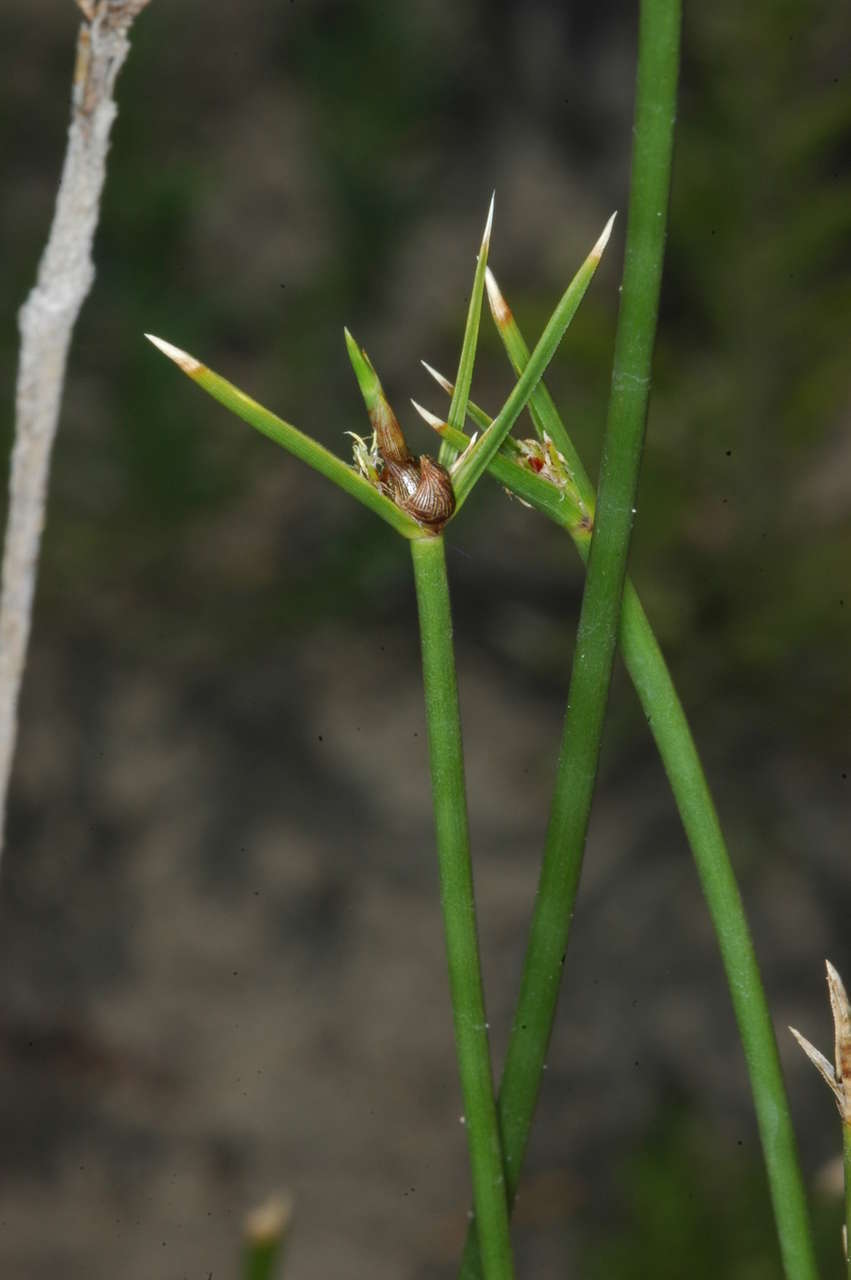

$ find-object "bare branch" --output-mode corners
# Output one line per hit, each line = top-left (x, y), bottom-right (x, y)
(0, 0), (152, 861)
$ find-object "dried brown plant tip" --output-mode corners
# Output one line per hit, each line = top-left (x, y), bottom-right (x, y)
(790, 960), (851, 1124)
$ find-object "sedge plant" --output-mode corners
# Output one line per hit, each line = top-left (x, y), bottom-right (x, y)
(414, 0), (819, 1274)
(146, 204), (613, 1278)
(145, 4), (821, 1271)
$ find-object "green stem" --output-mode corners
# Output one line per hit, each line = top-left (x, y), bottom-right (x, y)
(473, 266), (823, 1280)
(482, 279), (822, 1280)
(455, 13), (817, 1263)
(409, 533), (515, 1280)
(461, 0), (681, 1272)
(243, 1238), (284, 1280)
(621, 585), (818, 1280)
(844, 1122), (851, 1280)
(442, 400), (820, 1280)
(497, 0), (681, 1211)
(242, 1198), (290, 1280)
(471, 46), (817, 1280)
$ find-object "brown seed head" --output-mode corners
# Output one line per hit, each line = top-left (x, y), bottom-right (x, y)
(409, 455), (456, 528)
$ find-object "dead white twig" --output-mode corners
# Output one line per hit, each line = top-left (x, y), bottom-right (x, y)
(0, 0), (152, 861)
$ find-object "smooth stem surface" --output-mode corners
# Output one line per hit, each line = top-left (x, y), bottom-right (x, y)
(244, 1240), (283, 1280)
(620, 585), (818, 1280)
(460, 0), (681, 1273)
(441, 400), (819, 1280)
(410, 534), (514, 1280)
(483, 326), (820, 1276)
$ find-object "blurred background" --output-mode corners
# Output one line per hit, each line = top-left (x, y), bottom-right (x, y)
(0, 1), (849, 1276)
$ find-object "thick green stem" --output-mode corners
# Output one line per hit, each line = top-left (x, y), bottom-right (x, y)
(410, 533), (515, 1280)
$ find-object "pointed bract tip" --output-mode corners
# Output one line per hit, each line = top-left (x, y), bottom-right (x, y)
(789, 1025), (845, 1107)
(344, 327), (383, 412)
(420, 360), (455, 395)
(343, 325), (362, 363)
(410, 399), (445, 431)
(448, 431), (479, 479)
(591, 211), (618, 262)
(144, 333), (201, 374)
(481, 192), (495, 253)
(485, 267), (511, 328)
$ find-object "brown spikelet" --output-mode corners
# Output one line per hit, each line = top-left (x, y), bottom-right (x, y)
(372, 398), (413, 466)
(408, 456), (456, 527)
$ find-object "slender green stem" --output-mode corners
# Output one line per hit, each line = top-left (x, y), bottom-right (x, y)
(621, 586), (819, 1280)
(495, 0), (681, 1220)
(844, 1122), (851, 1280)
(487, 282), (821, 1278)
(244, 1236), (284, 1280)
(478, 104), (819, 1280)
(410, 533), (515, 1280)
(459, 0), (684, 1272)
(437, 396), (820, 1280)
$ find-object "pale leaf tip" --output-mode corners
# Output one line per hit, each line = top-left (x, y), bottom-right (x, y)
(591, 211), (618, 262)
(485, 266), (511, 327)
(144, 333), (201, 374)
(481, 191), (495, 252)
(789, 1025), (844, 1105)
(244, 1193), (293, 1247)
(825, 959), (845, 992)
(449, 431), (479, 479)
(410, 399), (445, 431)
(420, 360), (454, 395)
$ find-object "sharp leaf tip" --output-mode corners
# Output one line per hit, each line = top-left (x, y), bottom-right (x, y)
(144, 333), (201, 373)
(485, 267), (510, 325)
(591, 211), (618, 261)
